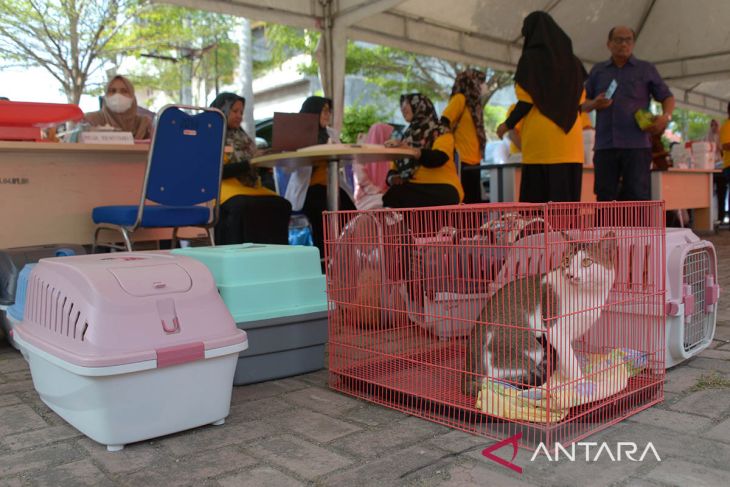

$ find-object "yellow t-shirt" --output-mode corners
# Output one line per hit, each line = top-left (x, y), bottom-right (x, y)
(505, 104), (524, 155)
(515, 83), (585, 165)
(720, 120), (730, 168)
(309, 162), (328, 186)
(393, 133), (464, 202)
(442, 93), (481, 165)
(220, 177), (277, 204)
(580, 111), (593, 129)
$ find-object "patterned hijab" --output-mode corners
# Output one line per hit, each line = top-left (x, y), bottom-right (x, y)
(400, 93), (449, 149)
(210, 92), (258, 186)
(84, 75), (151, 139)
(450, 69), (487, 156)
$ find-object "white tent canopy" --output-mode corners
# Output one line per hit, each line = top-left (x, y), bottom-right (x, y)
(167, 0), (730, 125)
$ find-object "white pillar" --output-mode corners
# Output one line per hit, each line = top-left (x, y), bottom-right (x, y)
(330, 25), (347, 134)
(237, 18), (255, 136)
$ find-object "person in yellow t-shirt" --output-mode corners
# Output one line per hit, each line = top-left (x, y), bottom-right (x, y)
(210, 93), (291, 245)
(383, 93), (463, 208)
(441, 69), (486, 203)
(581, 110), (596, 166)
(497, 11), (587, 203)
(293, 96), (356, 258)
(505, 103), (524, 155)
(717, 104), (730, 223)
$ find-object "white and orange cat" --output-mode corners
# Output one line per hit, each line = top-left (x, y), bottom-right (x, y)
(462, 232), (617, 396)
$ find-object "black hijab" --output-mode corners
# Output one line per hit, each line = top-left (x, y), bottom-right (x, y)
(514, 11), (587, 134)
(300, 96), (332, 144)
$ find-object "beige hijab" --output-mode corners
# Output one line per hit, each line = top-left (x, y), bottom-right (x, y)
(84, 75), (152, 139)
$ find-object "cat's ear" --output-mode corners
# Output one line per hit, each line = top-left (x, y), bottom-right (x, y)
(599, 231), (618, 261)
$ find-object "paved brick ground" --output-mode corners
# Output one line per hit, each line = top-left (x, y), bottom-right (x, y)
(1, 231), (730, 486)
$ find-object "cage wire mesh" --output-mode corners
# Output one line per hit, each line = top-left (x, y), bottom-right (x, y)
(325, 202), (666, 450)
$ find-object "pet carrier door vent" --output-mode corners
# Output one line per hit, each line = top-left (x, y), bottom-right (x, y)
(25, 274), (88, 342)
(682, 249), (712, 352)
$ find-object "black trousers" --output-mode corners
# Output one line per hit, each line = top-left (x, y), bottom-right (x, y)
(716, 168), (730, 223)
(593, 148), (652, 201)
(302, 184), (355, 258)
(382, 183), (460, 208)
(216, 195), (291, 245)
(519, 163), (582, 203)
(460, 165), (483, 203)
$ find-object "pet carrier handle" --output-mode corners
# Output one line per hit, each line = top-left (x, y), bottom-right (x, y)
(705, 275), (720, 312)
(682, 284), (695, 316)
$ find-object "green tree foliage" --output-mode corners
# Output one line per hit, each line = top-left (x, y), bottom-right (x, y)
(119, 5), (239, 104)
(672, 108), (714, 141)
(483, 105), (508, 134)
(0, 0), (140, 103)
(259, 24), (513, 104)
(340, 103), (394, 144)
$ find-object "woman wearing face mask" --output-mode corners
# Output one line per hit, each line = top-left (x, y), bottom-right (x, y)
(210, 92), (291, 245)
(84, 75), (152, 139)
(284, 96), (355, 258)
(383, 93), (463, 208)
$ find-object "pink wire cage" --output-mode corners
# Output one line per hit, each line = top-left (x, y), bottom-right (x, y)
(324, 201), (666, 450)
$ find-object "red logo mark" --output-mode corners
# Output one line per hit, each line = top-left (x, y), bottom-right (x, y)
(481, 433), (523, 474)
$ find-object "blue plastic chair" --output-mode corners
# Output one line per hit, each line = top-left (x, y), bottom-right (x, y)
(92, 105), (226, 251)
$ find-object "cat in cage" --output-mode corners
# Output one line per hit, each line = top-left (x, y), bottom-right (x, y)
(462, 231), (617, 396)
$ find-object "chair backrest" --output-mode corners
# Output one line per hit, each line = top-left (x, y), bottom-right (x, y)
(142, 105), (226, 207)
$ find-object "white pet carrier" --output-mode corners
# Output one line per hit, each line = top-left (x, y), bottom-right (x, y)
(13, 252), (248, 451)
(664, 228), (719, 367)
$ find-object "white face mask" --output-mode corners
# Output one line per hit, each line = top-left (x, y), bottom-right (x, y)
(105, 93), (134, 113)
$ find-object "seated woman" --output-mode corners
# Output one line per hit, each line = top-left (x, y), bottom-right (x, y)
(210, 92), (291, 245)
(383, 94), (463, 208)
(285, 96), (355, 257)
(353, 123), (393, 210)
(84, 75), (152, 139)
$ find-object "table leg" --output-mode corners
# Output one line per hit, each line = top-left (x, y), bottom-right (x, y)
(327, 160), (339, 211)
(694, 172), (714, 232)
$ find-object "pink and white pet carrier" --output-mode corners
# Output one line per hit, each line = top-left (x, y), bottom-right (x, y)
(12, 252), (247, 451)
(664, 228), (718, 367)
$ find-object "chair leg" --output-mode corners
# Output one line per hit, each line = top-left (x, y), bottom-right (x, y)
(92, 227), (102, 254)
(120, 228), (133, 252)
(172, 227), (180, 249)
(207, 228), (215, 247)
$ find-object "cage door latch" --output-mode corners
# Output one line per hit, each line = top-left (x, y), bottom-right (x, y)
(682, 284), (695, 316)
(705, 275), (720, 312)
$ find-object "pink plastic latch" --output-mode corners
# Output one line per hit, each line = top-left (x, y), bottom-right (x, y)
(156, 342), (204, 368)
(683, 284), (695, 316)
(157, 298), (180, 334)
(666, 301), (680, 316)
(705, 275), (720, 312)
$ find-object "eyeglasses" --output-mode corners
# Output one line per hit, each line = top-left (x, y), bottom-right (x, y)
(611, 36), (634, 45)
